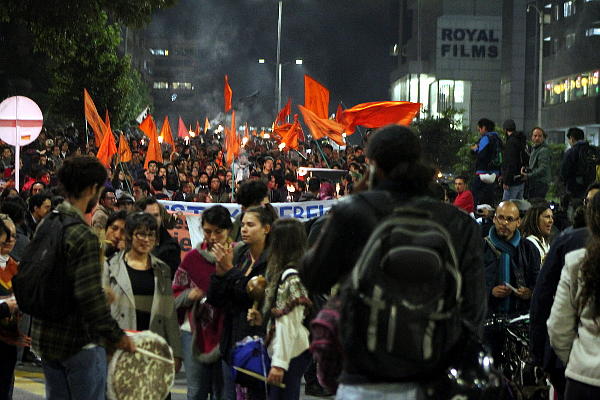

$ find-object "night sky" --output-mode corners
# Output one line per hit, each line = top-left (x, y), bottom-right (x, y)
(146, 0), (397, 125)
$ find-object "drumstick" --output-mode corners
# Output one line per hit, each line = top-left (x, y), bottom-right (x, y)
(233, 367), (286, 388)
(135, 348), (174, 364)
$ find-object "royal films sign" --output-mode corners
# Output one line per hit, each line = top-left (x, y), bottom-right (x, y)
(436, 15), (502, 72)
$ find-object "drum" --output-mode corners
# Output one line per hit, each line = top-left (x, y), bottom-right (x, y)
(107, 331), (175, 400)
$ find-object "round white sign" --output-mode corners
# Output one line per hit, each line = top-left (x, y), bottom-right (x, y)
(0, 96), (43, 147)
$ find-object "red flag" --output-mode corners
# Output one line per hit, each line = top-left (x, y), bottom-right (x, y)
(339, 101), (421, 134)
(204, 117), (210, 133)
(225, 111), (239, 166)
(298, 105), (345, 146)
(335, 103), (344, 123)
(96, 111), (117, 167)
(304, 75), (330, 119)
(159, 116), (175, 148)
(139, 115), (163, 168)
(279, 115), (302, 151)
(118, 133), (132, 163)
(177, 116), (188, 138)
(83, 89), (106, 147)
(224, 75), (233, 112)
(275, 98), (292, 126)
(194, 120), (200, 136)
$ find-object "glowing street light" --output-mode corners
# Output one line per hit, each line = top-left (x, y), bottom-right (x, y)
(295, 59), (303, 65)
(258, 58), (266, 64)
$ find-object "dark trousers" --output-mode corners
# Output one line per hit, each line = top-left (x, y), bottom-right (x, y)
(268, 351), (311, 400)
(0, 341), (17, 400)
(548, 367), (566, 400)
(472, 176), (497, 206)
(565, 378), (600, 400)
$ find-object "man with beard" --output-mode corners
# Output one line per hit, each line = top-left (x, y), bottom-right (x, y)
(30, 156), (135, 400)
(483, 200), (539, 362)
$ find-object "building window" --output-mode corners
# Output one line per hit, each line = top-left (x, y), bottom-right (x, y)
(153, 82), (169, 89)
(586, 27), (600, 36)
(563, 1), (575, 17)
(552, 37), (561, 54)
(171, 82), (193, 90)
(544, 70), (600, 105)
(149, 49), (169, 56)
(566, 32), (576, 48)
(554, 4), (561, 20)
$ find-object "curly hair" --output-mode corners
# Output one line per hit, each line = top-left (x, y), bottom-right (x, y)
(580, 193), (600, 321)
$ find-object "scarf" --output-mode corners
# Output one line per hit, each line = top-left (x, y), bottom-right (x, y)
(488, 226), (521, 313)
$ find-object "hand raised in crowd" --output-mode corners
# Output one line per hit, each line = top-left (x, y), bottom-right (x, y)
(115, 334), (136, 353)
(267, 366), (285, 386)
(514, 287), (532, 300)
(187, 287), (204, 302)
(492, 285), (512, 298)
(246, 308), (263, 326)
(212, 242), (234, 276)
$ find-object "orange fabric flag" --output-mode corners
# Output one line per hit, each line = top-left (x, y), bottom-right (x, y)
(275, 98), (292, 126)
(204, 117), (210, 133)
(177, 116), (188, 138)
(96, 111), (117, 167)
(279, 115), (302, 151)
(160, 116), (175, 148)
(118, 133), (132, 163)
(339, 101), (421, 134)
(298, 105), (345, 146)
(139, 115), (163, 168)
(224, 75), (233, 112)
(335, 103), (344, 123)
(304, 75), (330, 119)
(225, 111), (239, 166)
(83, 89), (106, 147)
(195, 120), (201, 136)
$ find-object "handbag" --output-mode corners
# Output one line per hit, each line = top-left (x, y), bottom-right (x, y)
(231, 336), (271, 386)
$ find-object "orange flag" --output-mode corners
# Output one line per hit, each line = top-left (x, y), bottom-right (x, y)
(139, 115), (163, 168)
(335, 103), (344, 123)
(118, 133), (132, 163)
(225, 111), (239, 166)
(96, 111), (117, 167)
(160, 116), (175, 148)
(204, 117), (210, 133)
(279, 115), (302, 151)
(298, 105), (345, 146)
(195, 120), (201, 136)
(275, 98), (292, 126)
(304, 75), (330, 119)
(83, 89), (106, 147)
(339, 101), (421, 135)
(224, 75), (233, 112)
(177, 116), (188, 138)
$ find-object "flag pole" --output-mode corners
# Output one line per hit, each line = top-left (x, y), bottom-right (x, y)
(313, 140), (331, 168)
(340, 100), (365, 141)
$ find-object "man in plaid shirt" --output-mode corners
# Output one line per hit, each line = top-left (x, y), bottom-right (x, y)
(31, 156), (135, 400)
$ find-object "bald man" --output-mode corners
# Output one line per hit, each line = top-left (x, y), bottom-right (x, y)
(483, 201), (540, 362)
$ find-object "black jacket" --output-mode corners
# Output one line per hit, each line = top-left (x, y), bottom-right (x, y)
(560, 141), (590, 198)
(501, 131), (528, 186)
(300, 181), (487, 383)
(530, 228), (588, 373)
(483, 229), (540, 316)
(207, 244), (267, 363)
(152, 226), (181, 279)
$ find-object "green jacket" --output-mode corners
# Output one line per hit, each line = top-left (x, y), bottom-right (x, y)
(31, 201), (124, 361)
(528, 142), (552, 185)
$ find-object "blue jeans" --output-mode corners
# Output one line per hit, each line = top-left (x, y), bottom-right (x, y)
(41, 346), (107, 400)
(268, 350), (312, 400)
(336, 382), (427, 400)
(181, 330), (223, 400)
(502, 183), (524, 201)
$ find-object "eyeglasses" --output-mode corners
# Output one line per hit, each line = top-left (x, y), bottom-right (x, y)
(495, 215), (519, 224)
(134, 232), (156, 241)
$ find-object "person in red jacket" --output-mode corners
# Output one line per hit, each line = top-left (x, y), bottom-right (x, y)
(453, 176), (475, 214)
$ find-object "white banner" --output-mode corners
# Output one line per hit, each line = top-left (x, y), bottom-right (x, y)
(159, 200), (336, 248)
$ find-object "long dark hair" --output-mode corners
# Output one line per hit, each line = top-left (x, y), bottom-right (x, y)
(244, 204), (278, 245)
(580, 194), (600, 321)
(263, 218), (308, 314)
(520, 204), (551, 240)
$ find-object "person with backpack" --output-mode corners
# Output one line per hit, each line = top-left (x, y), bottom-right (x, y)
(247, 219), (312, 400)
(300, 125), (486, 399)
(560, 127), (598, 203)
(501, 119), (528, 201)
(25, 156), (135, 400)
(470, 118), (502, 207)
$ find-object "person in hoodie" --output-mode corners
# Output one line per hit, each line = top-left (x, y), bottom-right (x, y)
(501, 119), (528, 201)
(561, 127), (592, 202)
(470, 118), (502, 206)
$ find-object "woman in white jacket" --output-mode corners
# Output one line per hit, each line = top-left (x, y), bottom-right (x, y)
(247, 219), (312, 400)
(548, 194), (600, 399)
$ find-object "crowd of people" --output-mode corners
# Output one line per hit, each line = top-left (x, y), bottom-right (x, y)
(0, 118), (599, 400)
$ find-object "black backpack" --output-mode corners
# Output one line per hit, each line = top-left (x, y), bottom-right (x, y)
(487, 133), (503, 170)
(575, 144), (600, 187)
(339, 197), (463, 380)
(12, 210), (82, 319)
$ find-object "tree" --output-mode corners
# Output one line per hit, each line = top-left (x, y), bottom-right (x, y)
(0, 0), (176, 131)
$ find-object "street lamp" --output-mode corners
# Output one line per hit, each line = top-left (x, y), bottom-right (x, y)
(527, 3), (544, 127)
(276, 0), (283, 112)
(258, 57), (303, 111)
